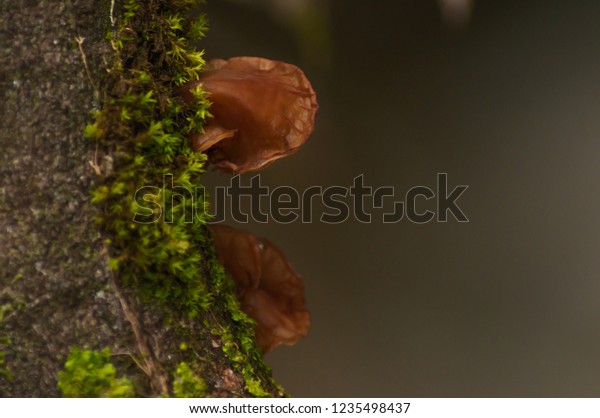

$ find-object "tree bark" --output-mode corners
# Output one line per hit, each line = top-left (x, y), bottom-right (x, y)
(0, 0), (279, 397)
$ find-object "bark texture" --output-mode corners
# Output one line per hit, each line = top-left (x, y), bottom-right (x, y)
(0, 0), (279, 397)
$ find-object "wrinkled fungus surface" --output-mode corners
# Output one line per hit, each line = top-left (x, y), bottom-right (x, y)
(180, 57), (318, 173)
(210, 225), (310, 352)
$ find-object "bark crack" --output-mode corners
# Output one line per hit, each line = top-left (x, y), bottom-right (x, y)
(108, 265), (169, 396)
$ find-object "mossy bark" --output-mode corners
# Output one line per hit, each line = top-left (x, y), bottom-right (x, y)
(0, 0), (280, 397)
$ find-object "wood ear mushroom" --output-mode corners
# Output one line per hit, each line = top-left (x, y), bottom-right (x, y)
(209, 225), (310, 352)
(179, 57), (318, 173)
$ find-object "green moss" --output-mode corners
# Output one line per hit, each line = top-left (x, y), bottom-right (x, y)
(89, 0), (214, 318)
(86, 0), (281, 397)
(0, 304), (13, 382)
(57, 348), (134, 397)
(173, 362), (207, 397)
(205, 253), (283, 397)
(0, 337), (12, 382)
(0, 304), (12, 322)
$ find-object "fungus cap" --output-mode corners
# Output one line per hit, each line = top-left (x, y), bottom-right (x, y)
(181, 57), (318, 173)
(210, 224), (310, 352)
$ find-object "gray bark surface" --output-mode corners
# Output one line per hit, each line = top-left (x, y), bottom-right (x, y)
(0, 0), (278, 397)
(0, 0), (143, 396)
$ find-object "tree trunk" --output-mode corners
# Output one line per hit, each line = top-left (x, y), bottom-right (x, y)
(0, 0), (280, 397)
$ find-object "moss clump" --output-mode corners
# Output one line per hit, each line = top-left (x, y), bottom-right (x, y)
(173, 362), (207, 397)
(57, 348), (134, 397)
(0, 338), (12, 382)
(0, 354), (9, 381)
(0, 304), (14, 382)
(85, 0), (281, 397)
(88, 0), (212, 316)
(206, 254), (279, 397)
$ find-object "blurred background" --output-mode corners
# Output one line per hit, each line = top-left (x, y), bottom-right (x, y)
(198, 0), (600, 396)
